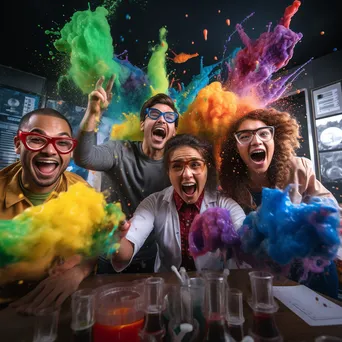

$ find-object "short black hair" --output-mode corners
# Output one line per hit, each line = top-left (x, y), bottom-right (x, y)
(18, 108), (73, 134)
(140, 93), (179, 128)
(164, 134), (218, 192)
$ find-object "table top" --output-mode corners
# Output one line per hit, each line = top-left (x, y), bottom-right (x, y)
(0, 269), (341, 341)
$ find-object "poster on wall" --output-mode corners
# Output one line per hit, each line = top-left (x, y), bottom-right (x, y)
(320, 151), (342, 183)
(312, 81), (342, 119)
(0, 86), (40, 169)
(316, 114), (342, 151)
(46, 99), (86, 134)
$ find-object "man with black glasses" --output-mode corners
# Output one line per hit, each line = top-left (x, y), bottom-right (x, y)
(74, 76), (179, 273)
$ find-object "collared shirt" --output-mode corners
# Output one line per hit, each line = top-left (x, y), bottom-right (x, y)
(0, 161), (88, 306)
(173, 190), (204, 271)
(116, 186), (246, 273)
(0, 161), (87, 219)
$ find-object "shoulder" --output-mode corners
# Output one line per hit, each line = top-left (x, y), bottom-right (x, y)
(0, 162), (21, 181)
(290, 156), (314, 174)
(64, 171), (89, 185)
(217, 192), (242, 208)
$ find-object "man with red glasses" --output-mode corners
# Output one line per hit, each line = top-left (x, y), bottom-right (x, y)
(0, 108), (82, 218)
(0, 108), (94, 313)
(74, 76), (178, 273)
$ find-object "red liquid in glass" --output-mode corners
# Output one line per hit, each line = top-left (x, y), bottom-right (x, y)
(93, 318), (144, 342)
(71, 326), (93, 342)
(251, 312), (281, 339)
(204, 319), (232, 342)
(228, 324), (244, 341)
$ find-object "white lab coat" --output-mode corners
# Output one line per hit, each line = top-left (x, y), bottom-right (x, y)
(113, 186), (246, 273)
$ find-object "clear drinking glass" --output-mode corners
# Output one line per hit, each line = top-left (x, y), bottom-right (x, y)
(32, 307), (59, 342)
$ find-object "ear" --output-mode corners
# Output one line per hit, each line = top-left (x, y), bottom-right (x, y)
(140, 121), (144, 132)
(14, 135), (21, 154)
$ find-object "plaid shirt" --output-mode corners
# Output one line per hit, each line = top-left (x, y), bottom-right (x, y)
(173, 190), (205, 271)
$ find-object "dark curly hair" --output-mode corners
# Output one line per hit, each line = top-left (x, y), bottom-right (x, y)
(219, 108), (300, 210)
(164, 134), (217, 193)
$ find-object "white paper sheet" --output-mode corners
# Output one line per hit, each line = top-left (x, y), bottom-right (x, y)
(273, 285), (342, 326)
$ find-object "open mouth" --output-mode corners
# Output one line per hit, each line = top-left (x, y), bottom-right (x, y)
(250, 150), (266, 163)
(182, 183), (197, 196)
(34, 160), (59, 175)
(152, 127), (166, 141)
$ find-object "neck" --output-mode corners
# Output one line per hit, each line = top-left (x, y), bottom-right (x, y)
(21, 173), (58, 194)
(142, 140), (164, 160)
(248, 171), (270, 191)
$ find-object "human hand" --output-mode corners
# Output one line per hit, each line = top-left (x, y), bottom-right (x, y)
(10, 266), (85, 315)
(49, 255), (83, 277)
(87, 75), (115, 117)
(116, 220), (131, 240)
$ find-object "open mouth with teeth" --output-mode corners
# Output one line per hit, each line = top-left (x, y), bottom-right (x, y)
(152, 126), (166, 142)
(250, 150), (266, 163)
(34, 160), (59, 176)
(182, 183), (197, 196)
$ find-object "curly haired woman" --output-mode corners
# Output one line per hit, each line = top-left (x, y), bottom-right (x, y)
(219, 108), (339, 299)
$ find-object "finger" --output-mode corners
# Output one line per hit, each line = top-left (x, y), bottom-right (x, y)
(33, 287), (62, 312)
(10, 282), (45, 308)
(55, 290), (72, 307)
(95, 76), (105, 90)
(105, 74), (115, 94)
(22, 281), (55, 311)
(89, 90), (105, 103)
(97, 87), (108, 103)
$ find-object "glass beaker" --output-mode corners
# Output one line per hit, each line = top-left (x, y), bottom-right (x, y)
(93, 280), (145, 342)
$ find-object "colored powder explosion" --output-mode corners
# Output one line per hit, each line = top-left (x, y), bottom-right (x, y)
(189, 207), (240, 257)
(52, 5), (168, 117)
(238, 187), (340, 269)
(49, 1), (305, 145)
(0, 183), (125, 283)
(147, 27), (169, 94)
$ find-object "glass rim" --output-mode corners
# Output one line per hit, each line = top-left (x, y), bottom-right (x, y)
(227, 288), (243, 296)
(248, 271), (274, 279)
(72, 288), (95, 299)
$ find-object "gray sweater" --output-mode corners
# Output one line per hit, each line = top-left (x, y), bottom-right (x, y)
(74, 131), (170, 262)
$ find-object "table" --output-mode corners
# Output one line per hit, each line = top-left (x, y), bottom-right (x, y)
(0, 270), (341, 341)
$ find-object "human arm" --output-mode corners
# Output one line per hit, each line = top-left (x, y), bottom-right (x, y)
(111, 195), (157, 271)
(300, 157), (337, 203)
(219, 196), (247, 230)
(10, 258), (97, 314)
(73, 76), (117, 171)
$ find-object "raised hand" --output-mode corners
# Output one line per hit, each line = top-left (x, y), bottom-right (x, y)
(80, 75), (115, 132)
(88, 75), (115, 115)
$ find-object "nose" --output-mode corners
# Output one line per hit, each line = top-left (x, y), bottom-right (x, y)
(182, 165), (193, 179)
(251, 133), (262, 145)
(156, 114), (166, 124)
(41, 142), (58, 155)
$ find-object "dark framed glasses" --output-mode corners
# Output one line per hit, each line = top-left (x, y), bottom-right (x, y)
(18, 130), (77, 154)
(145, 107), (178, 124)
(234, 126), (275, 145)
(169, 159), (206, 175)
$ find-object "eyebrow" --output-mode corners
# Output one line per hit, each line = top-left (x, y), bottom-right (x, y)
(170, 157), (203, 162)
(235, 127), (270, 134)
(30, 128), (72, 138)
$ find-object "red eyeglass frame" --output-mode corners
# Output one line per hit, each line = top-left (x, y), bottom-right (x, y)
(18, 130), (78, 154)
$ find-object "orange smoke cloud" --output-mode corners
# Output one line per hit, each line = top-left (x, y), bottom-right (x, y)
(178, 82), (259, 164)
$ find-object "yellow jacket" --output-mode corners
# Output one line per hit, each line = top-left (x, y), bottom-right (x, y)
(0, 161), (87, 219)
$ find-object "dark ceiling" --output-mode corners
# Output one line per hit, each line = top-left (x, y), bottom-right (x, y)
(1, 0), (341, 85)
